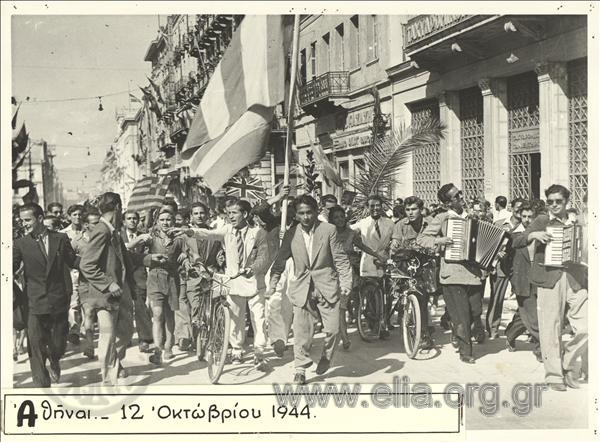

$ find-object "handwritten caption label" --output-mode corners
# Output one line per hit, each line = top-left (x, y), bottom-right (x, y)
(3, 392), (461, 435)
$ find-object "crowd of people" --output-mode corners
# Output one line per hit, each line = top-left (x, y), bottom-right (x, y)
(12, 181), (588, 390)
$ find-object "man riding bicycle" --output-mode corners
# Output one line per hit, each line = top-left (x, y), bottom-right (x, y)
(351, 194), (394, 338)
(390, 196), (438, 350)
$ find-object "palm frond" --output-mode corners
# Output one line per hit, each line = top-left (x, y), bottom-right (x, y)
(351, 118), (445, 207)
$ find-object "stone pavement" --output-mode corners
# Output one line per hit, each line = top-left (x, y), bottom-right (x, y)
(12, 294), (588, 431)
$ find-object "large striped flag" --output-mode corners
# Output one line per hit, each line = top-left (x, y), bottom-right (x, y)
(181, 15), (291, 191)
(127, 175), (172, 212)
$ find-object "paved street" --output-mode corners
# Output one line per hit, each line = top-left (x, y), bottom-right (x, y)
(12, 293), (587, 431)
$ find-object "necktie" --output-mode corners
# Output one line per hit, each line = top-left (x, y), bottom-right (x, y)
(374, 219), (381, 238)
(36, 234), (48, 260)
(236, 229), (245, 267)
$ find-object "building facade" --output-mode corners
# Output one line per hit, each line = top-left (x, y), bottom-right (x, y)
(13, 139), (64, 208)
(293, 14), (588, 210)
(389, 15), (588, 208)
(294, 14), (396, 201)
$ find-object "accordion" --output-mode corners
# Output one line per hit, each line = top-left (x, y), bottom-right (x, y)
(444, 218), (509, 270)
(543, 224), (583, 267)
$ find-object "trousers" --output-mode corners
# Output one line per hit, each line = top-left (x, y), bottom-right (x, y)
(293, 286), (339, 371)
(228, 291), (267, 356)
(486, 274), (510, 337)
(505, 294), (539, 349)
(97, 289), (134, 386)
(442, 284), (483, 357)
(27, 311), (69, 387)
(537, 273), (588, 383)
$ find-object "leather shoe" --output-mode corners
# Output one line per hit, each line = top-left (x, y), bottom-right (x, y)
(316, 357), (331, 375)
(293, 372), (306, 385)
(49, 360), (61, 383)
(379, 329), (390, 339)
(273, 340), (286, 358)
(548, 382), (567, 392)
(451, 334), (459, 349)
(68, 333), (80, 346)
(564, 371), (580, 389)
(118, 363), (128, 379)
(533, 349), (543, 363)
(459, 355), (476, 364)
(506, 339), (517, 352)
(139, 341), (152, 353)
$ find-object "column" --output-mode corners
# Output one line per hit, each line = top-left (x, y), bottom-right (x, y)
(479, 78), (509, 202)
(438, 91), (462, 186)
(536, 61), (569, 192)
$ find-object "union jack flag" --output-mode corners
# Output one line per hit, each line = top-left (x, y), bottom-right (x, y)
(224, 175), (266, 202)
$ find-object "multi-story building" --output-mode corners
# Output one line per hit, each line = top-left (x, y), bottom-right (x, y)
(109, 106), (144, 207)
(293, 14), (588, 211)
(388, 14), (588, 208)
(294, 15), (395, 201)
(13, 139), (64, 208)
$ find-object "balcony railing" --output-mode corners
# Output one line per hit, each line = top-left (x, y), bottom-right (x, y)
(298, 72), (350, 108)
(403, 15), (473, 51)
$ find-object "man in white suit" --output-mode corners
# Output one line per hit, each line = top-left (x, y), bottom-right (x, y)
(187, 198), (270, 370)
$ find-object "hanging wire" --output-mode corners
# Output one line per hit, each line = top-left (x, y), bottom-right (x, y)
(17, 89), (130, 104)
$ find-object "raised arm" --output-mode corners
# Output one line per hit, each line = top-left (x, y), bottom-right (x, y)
(352, 231), (386, 262)
(268, 228), (294, 295)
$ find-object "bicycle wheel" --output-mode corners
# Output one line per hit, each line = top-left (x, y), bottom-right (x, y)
(196, 293), (212, 361)
(402, 292), (422, 359)
(207, 301), (231, 384)
(357, 282), (382, 342)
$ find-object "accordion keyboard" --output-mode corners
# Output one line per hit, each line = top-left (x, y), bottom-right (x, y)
(445, 218), (465, 261)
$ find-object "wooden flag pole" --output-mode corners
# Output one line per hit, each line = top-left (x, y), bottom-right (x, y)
(280, 15), (301, 237)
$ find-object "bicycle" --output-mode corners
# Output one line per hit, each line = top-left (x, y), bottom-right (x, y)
(356, 256), (428, 358)
(192, 266), (233, 384)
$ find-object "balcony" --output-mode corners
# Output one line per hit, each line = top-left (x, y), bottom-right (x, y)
(402, 15), (585, 73)
(169, 117), (189, 143)
(298, 72), (350, 108)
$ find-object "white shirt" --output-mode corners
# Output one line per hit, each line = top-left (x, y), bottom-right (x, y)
(351, 216), (394, 277)
(494, 208), (511, 223)
(300, 224), (317, 265)
(35, 229), (50, 256)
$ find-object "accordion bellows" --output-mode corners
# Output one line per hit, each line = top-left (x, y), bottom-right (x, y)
(444, 218), (509, 270)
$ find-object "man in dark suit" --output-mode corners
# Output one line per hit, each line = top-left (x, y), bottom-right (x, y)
(13, 203), (79, 387)
(79, 192), (165, 385)
(512, 184), (587, 391)
(268, 195), (353, 384)
(504, 204), (541, 361)
(486, 198), (524, 339)
(121, 210), (154, 353)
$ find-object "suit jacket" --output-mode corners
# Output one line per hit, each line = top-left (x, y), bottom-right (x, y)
(509, 232), (536, 297)
(417, 211), (483, 286)
(512, 214), (587, 290)
(13, 230), (79, 315)
(120, 227), (148, 294)
(269, 221), (353, 307)
(201, 224), (270, 296)
(79, 219), (143, 307)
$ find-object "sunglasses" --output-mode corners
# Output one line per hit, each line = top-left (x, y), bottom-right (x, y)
(546, 199), (564, 205)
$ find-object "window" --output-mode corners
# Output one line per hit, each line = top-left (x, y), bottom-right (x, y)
(367, 15), (379, 60)
(350, 15), (360, 69)
(310, 41), (317, 78)
(335, 24), (345, 70)
(321, 32), (330, 74)
(339, 161), (350, 189)
(300, 48), (307, 84)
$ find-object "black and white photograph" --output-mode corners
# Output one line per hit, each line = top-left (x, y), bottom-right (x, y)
(3, 1), (598, 438)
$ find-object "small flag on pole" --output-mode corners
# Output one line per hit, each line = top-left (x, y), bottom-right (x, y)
(181, 16), (290, 192)
(225, 175), (266, 201)
(127, 175), (172, 213)
(129, 93), (141, 103)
